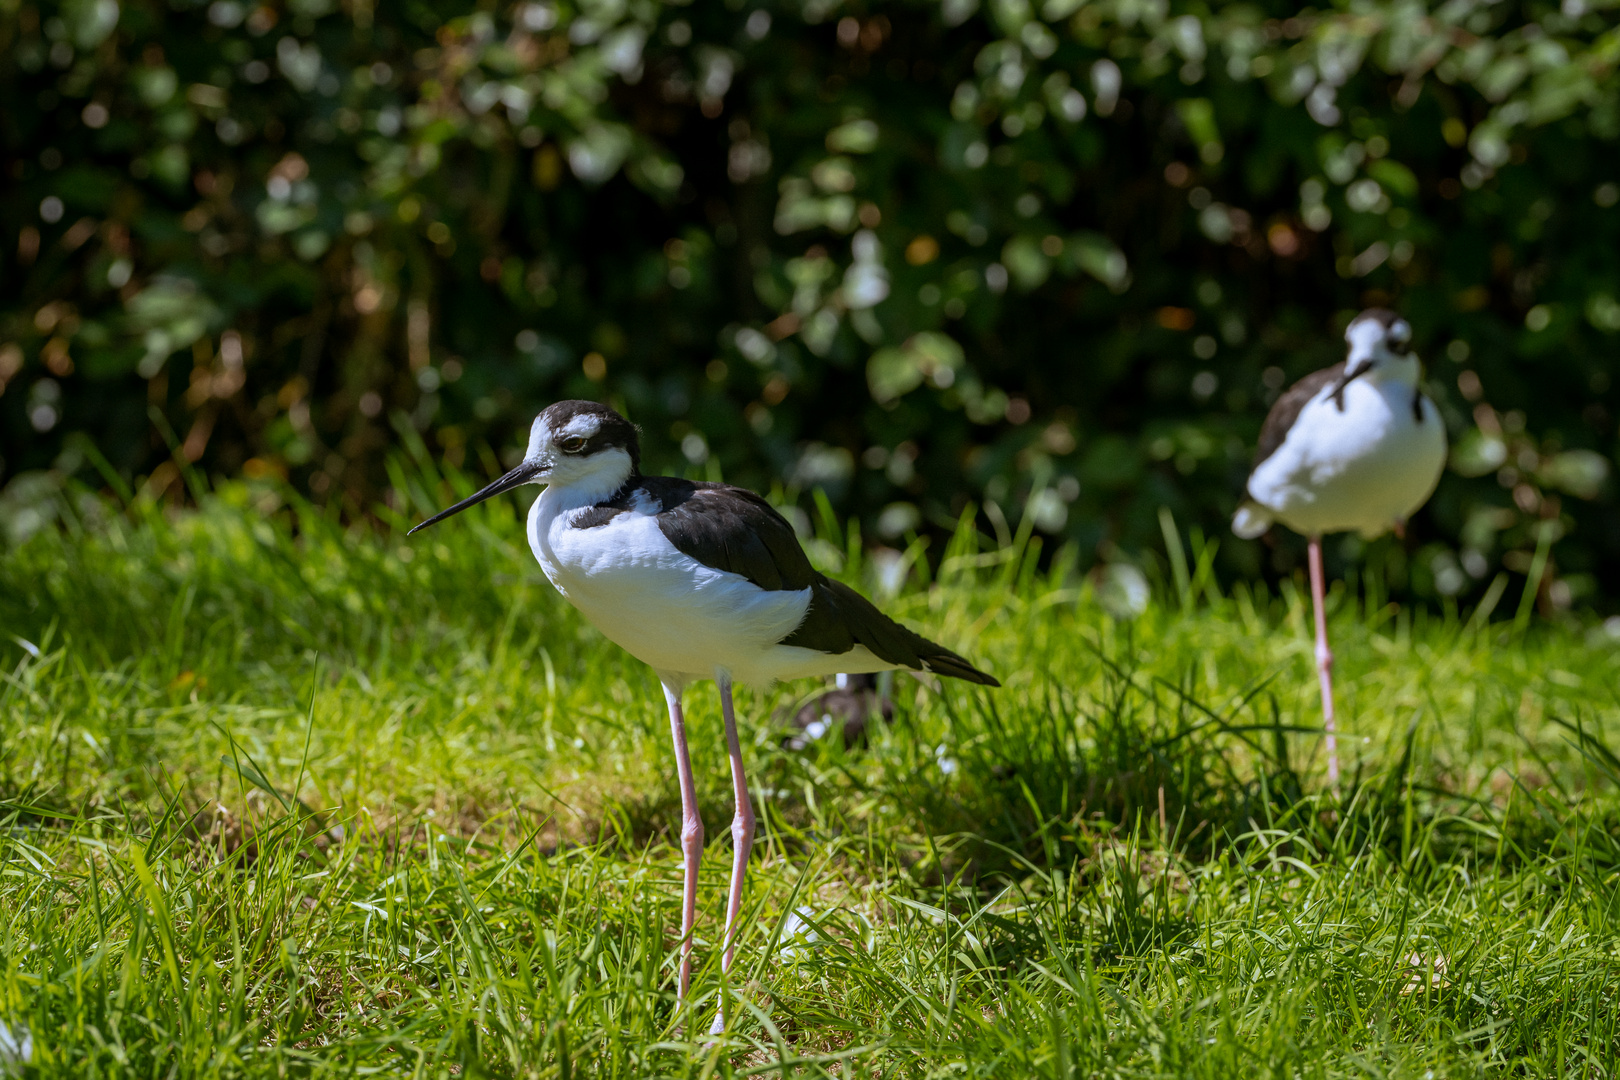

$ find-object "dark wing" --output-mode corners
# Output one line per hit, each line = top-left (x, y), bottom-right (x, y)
(783, 576), (1000, 686)
(650, 479), (814, 592)
(651, 478), (998, 686)
(1251, 362), (1346, 471)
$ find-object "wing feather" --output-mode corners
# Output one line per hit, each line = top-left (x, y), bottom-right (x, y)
(1251, 362), (1346, 472)
(646, 479), (814, 592)
(636, 477), (997, 686)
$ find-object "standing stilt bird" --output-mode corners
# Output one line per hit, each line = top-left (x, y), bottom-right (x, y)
(1232, 310), (1446, 785)
(409, 400), (997, 1032)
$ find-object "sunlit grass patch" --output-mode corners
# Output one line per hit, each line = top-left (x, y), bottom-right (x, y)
(2, 481), (1618, 1076)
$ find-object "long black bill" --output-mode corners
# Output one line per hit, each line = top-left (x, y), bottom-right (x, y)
(407, 459), (547, 535)
(1327, 361), (1372, 410)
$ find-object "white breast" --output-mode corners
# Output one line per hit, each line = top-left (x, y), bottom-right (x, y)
(1247, 376), (1446, 539)
(526, 490), (813, 685)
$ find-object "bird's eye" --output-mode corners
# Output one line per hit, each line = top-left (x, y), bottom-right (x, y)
(1387, 322), (1412, 354)
(558, 436), (588, 454)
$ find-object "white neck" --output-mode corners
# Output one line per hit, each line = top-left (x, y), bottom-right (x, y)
(1364, 352), (1421, 387)
(536, 449), (636, 513)
(1344, 328), (1421, 389)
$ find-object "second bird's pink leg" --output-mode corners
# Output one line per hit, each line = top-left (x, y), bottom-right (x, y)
(710, 672), (756, 1035)
(661, 680), (704, 1000)
(1306, 536), (1340, 787)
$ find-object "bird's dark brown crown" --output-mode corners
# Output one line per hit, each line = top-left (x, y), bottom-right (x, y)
(542, 400), (642, 474)
(1347, 307), (1400, 331)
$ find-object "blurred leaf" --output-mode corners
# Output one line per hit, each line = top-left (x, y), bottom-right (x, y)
(3, 0), (1619, 606)
(826, 120), (879, 154)
(1451, 430), (1509, 479)
(1541, 451), (1610, 500)
(868, 332), (965, 405)
(1002, 236), (1050, 292)
(1367, 159), (1418, 199)
(63, 0), (119, 48)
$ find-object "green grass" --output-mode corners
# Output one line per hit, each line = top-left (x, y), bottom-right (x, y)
(2, 471), (1619, 1078)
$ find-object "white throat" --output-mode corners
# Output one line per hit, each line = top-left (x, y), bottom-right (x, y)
(539, 448), (635, 512)
(1362, 351), (1421, 388)
(1345, 323), (1421, 388)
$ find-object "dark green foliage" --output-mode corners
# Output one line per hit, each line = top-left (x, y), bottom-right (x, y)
(3, 0), (1619, 603)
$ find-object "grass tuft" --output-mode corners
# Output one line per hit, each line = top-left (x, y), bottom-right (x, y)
(2, 476), (1619, 1076)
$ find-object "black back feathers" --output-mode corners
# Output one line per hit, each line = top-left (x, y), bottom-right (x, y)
(570, 474), (999, 686)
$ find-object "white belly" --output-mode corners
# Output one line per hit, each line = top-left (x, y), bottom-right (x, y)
(1248, 378), (1446, 538)
(527, 492), (816, 685)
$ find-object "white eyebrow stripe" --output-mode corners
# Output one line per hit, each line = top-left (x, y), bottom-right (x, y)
(1345, 319), (1385, 361)
(558, 415), (602, 440)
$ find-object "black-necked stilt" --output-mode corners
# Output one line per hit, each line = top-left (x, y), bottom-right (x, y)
(409, 400), (997, 1031)
(1232, 309), (1446, 785)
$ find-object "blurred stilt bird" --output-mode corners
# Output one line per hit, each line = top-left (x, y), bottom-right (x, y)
(1233, 310), (1446, 785)
(409, 400), (997, 1033)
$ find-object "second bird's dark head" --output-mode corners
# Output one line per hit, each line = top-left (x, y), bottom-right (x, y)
(1323, 309), (1417, 402)
(1345, 308), (1413, 361)
(408, 400), (640, 535)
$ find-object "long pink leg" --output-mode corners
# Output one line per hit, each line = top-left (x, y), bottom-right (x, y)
(661, 679), (704, 1000)
(709, 672), (756, 1035)
(1306, 536), (1339, 787)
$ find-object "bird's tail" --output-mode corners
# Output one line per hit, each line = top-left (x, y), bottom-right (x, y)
(1231, 501), (1273, 540)
(786, 577), (1000, 687)
(917, 647), (1001, 687)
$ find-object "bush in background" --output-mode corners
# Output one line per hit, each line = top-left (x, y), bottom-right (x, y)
(3, 0), (1618, 606)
